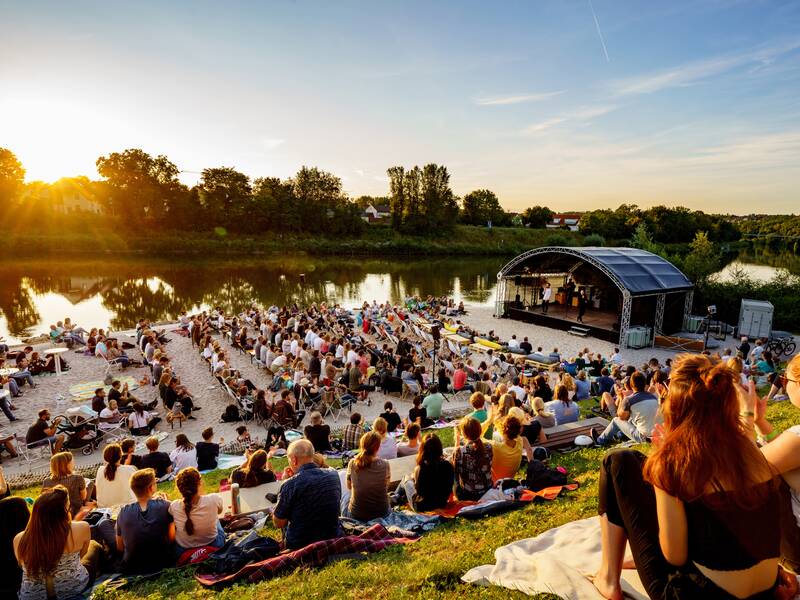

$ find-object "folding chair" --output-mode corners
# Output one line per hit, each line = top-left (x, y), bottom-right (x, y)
(14, 434), (53, 472)
(322, 388), (354, 422)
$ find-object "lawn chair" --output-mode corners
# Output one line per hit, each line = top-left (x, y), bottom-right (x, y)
(14, 433), (53, 472)
(322, 387), (355, 422)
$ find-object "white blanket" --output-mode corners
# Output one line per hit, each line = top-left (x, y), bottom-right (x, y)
(462, 516), (649, 600)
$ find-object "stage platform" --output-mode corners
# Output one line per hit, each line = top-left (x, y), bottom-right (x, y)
(506, 306), (620, 343)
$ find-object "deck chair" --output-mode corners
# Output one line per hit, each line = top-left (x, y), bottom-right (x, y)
(323, 387), (355, 422)
(15, 433), (53, 472)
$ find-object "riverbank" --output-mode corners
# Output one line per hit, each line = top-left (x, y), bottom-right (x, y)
(1, 225), (582, 257)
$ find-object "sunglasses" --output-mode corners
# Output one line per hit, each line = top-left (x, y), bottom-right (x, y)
(779, 375), (798, 388)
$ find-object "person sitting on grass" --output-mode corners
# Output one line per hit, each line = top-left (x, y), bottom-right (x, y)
(342, 412), (365, 451)
(273, 440), (341, 550)
(304, 411), (332, 453)
(127, 402), (161, 436)
(372, 416), (397, 460)
(170, 467), (225, 555)
(468, 392), (488, 423)
(170, 434), (198, 472)
(379, 401), (402, 433)
(411, 433), (454, 511)
(195, 427), (220, 471)
(532, 395), (556, 428)
(397, 422), (422, 457)
(482, 409), (531, 483)
(42, 451), (93, 520)
(230, 449), (276, 488)
(14, 486), (104, 599)
(95, 443), (137, 508)
(345, 431), (391, 521)
(551, 383), (579, 426)
(422, 384), (445, 421)
(574, 370), (591, 401)
(592, 354), (793, 600)
(591, 371), (659, 446)
(0, 496), (30, 598)
(139, 436), (173, 479)
(115, 468), (175, 574)
(407, 395), (432, 429)
(452, 416), (493, 501)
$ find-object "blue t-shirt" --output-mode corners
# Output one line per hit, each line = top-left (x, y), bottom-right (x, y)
(274, 463), (341, 549)
(574, 379), (591, 400)
(115, 499), (174, 574)
(596, 376), (615, 396)
(553, 400), (579, 425)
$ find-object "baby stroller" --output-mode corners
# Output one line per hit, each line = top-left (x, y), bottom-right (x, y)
(55, 406), (103, 456)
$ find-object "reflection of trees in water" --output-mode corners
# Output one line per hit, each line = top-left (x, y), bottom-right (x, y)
(736, 248), (800, 276)
(0, 256), (506, 335)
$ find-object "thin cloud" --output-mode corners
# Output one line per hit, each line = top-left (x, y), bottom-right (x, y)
(475, 91), (565, 106)
(521, 105), (618, 135)
(261, 138), (285, 150)
(612, 39), (800, 95)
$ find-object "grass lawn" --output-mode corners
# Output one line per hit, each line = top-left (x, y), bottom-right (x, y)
(14, 396), (799, 600)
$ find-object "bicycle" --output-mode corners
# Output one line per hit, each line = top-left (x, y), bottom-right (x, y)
(767, 335), (797, 358)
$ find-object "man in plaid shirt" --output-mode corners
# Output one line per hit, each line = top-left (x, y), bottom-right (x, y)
(272, 439), (341, 549)
(342, 412), (365, 451)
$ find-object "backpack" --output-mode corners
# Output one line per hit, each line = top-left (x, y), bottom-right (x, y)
(525, 459), (567, 491)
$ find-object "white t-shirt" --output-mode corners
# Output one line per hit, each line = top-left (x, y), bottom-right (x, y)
(542, 287), (552, 301)
(170, 447), (198, 472)
(169, 494), (224, 548)
(377, 435), (397, 460)
(99, 408), (121, 430)
(128, 411), (151, 430)
(95, 464), (137, 508)
(508, 338), (519, 349)
(509, 385), (527, 402)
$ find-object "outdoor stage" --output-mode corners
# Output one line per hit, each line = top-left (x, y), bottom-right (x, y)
(507, 305), (620, 343)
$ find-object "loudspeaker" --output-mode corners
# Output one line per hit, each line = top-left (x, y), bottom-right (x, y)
(514, 275), (522, 286)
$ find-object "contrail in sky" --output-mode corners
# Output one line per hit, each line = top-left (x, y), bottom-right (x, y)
(588, 0), (610, 62)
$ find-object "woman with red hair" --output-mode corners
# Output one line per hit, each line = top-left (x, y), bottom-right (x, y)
(592, 354), (791, 600)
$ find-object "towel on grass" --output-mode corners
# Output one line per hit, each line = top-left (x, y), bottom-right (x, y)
(462, 516), (648, 600)
(195, 523), (416, 588)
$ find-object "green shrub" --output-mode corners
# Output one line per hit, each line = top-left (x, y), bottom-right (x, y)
(583, 233), (605, 247)
(544, 233), (573, 247)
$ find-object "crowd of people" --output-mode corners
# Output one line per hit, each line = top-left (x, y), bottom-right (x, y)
(0, 297), (799, 600)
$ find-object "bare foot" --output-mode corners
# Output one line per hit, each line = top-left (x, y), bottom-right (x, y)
(592, 571), (623, 600)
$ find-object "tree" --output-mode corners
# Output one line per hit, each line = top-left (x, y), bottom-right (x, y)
(461, 189), (504, 226)
(198, 167), (252, 226)
(0, 148), (25, 222)
(96, 148), (181, 221)
(580, 204), (642, 240)
(386, 163), (457, 234)
(629, 222), (662, 254)
(681, 231), (720, 286)
(520, 205), (554, 229)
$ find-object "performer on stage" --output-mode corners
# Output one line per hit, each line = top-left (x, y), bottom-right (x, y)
(541, 282), (552, 314)
(577, 289), (587, 323)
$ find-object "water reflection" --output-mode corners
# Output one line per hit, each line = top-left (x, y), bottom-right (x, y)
(0, 257), (504, 342)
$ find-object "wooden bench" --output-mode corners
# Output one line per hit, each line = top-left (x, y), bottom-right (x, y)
(541, 416), (609, 451)
(524, 359), (559, 371)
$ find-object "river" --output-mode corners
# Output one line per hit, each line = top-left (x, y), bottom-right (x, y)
(1, 250), (796, 344)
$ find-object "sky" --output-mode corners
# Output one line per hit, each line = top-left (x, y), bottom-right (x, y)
(1, 0), (799, 214)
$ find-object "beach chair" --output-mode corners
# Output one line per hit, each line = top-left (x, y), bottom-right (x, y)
(324, 388), (355, 422)
(15, 434), (54, 472)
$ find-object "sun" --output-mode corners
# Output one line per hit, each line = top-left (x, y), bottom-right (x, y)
(0, 92), (133, 182)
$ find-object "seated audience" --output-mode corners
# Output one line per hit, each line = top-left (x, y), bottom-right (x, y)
(0, 496), (30, 598)
(115, 468), (175, 574)
(592, 354), (788, 600)
(592, 372), (659, 445)
(230, 449), (276, 488)
(379, 401), (402, 433)
(373, 416), (397, 459)
(408, 395), (431, 429)
(96, 444), (137, 508)
(346, 431), (391, 521)
(170, 467), (225, 554)
(574, 370), (591, 400)
(14, 486), (103, 598)
(195, 427), (220, 471)
(342, 412), (365, 451)
(170, 434), (198, 472)
(452, 416), (493, 501)
(140, 436), (173, 479)
(304, 411), (332, 453)
(26, 409), (66, 452)
(120, 438), (143, 469)
(411, 433), (454, 511)
(468, 392), (488, 423)
(552, 384), (579, 425)
(397, 422), (421, 457)
(127, 402), (161, 436)
(273, 440), (341, 550)
(532, 396), (556, 428)
(42, 452), (90, 519)
(422, 384), (445, 421)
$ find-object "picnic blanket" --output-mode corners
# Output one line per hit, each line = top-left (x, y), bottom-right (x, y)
(195, 523), (416, 588)
(462, 516), (648, 600)
(340, 511), (444, 537)
(69, 375), (140, 399)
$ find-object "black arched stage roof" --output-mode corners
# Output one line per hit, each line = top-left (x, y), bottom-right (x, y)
(499, 246), (693, 296)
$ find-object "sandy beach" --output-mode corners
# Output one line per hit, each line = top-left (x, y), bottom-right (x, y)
(1, 302), (757, 482)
